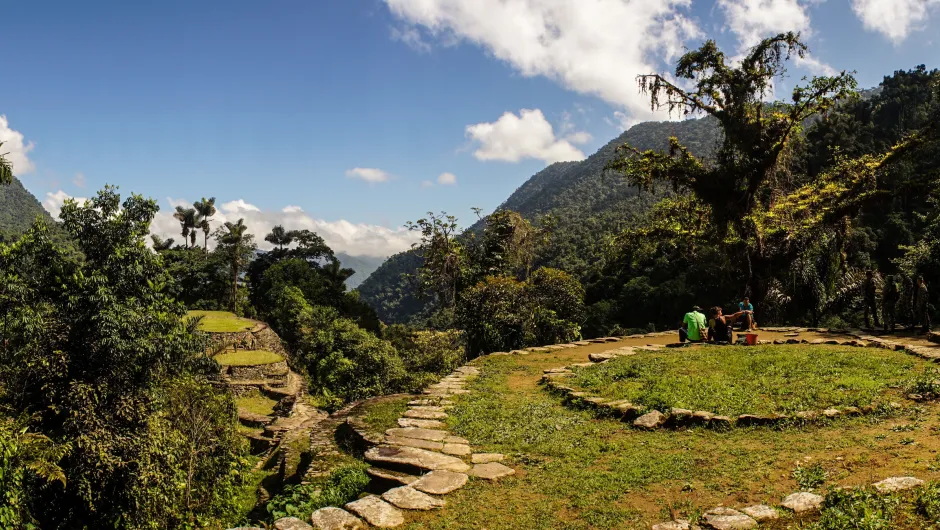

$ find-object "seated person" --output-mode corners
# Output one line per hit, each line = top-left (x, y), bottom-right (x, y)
(709, 306), (749, 344)
(738, 296), (755, 330)
(679, 305), (707, 343)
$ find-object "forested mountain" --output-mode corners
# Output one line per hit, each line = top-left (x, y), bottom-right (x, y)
(336, 252), (385, 289)
(0, 177), (55, 242)
(359, 116), (722, 324)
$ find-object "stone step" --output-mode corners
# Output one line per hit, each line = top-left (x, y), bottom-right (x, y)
(238, 411), (275, 428)
(365, 445), (471, 474)
(310, 507), (367, 530)
(345, 495), (405, 528)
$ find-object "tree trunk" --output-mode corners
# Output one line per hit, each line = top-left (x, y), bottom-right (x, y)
(231, 262), (238, 313)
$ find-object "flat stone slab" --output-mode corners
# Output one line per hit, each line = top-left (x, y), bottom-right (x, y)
(781, 492), (824, 513)
(386, 427), (449, 442)
(634, 410), (667, 429)
(310, 507), (367, 530)
(468, 462), (515, 480)
(471, 453), (505, 464)
(274, 517), (314, 530)
(345, 496), (404, 527)
(589, 353), (616, 362)
(873, 476), (925, 493)
(409, 405), (447, 413)
(702, 507), (757, 529)
(442, 443), (471, 456)
(365, 445), (471, 473)
(740, 505), (778, 522)
(381, 486), (445, 511)
(404, 409), (449, 420)
(652, 522), (693, 530)
(444, 435), (469, 444)
(366, 467), (418, 486)
(411, 470), (469, 495)
(398, 418), (447, 429)
(386, 435), (444, 451)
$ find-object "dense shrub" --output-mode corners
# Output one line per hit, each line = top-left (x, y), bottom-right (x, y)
(385, 325), (465, 389)
(266, 464), (370, 520)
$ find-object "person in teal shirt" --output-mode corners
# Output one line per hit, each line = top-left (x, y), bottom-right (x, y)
(680, 305), (707, 343)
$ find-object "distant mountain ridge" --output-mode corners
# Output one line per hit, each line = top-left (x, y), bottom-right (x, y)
(0, 177), (60, 242)
(358, 116), (722, 324)
(336, 252), (385, 289)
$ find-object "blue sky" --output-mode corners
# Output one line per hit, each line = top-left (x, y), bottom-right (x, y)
(2, 0), (938, 256)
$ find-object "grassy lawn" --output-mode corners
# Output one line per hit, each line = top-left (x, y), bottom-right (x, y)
(360, 395), (411, 433)
(237, 394), (279, 416)
(569, 345), (922, 416)
(400, 349), (940, 530)
(215, 350), (284, 366)
(187, 310), (258, 332)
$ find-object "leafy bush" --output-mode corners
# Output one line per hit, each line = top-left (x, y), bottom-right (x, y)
(810, 488), (898, 530)
(385, 325), (465, 389)
(266, 464), (370, 520)
(914, 482), (940, 521)
(793, 462), (828, 490)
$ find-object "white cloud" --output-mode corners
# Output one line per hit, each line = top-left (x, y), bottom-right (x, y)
(565, 131), (593, 145)
(282, 205), (304, 213)
(0, 115), (36, 176)
(72, 172), (87, 188)
(345, 167), (392, 183)
(717, 0), (812, 49)
(391, 25), (432, 52)
(466, 109), (586, 164)
(421, 180), (435, 188)
(384, 0), (701, 124)
(436, 172), (457, 185)
(42, 190), (88, 218)
(850, 0), (940, 44)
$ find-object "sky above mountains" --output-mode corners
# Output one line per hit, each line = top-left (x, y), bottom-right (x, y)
(3, 0), (939, 257)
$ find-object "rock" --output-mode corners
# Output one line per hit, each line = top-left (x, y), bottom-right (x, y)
(589, 352), (616, 362)
(385, 435), (444, 451)
(365, 445), (471, 473)
(543, 368), (572, 374)
(344, 496), (404, 528)
(781, 492), (824, 514)
(710, 415), (735, 428)
(670, 408), (694, 423)
(702, 507), (757, 529)
(740, 505), (778, 522)
(652, 521), (692, 530)
(442, 443), (472, 456)
(444, 435), (469, 444)
(842, 406), (861, 415)
(634, 410), (667, 429)
(928, 331), (940, 344)
(468, 462), (515, 480)
(403, 409), (448, 420)
(366, 467), (418, 486)
(873, 476), (925, 493)
(795, 411), (818, 421)
(381, 486), (445, 510)
(693, 411), (715, 423)
(822, 408), (841, 419)
(471, 453), (505, 464)
(310, 507), (367, 530)
(737, 414), (781, 426)
(410, 470), (469, 495)
(385, 428), (449, 442)
(409, 405), (447, 413)
(274, 517), (314, 530)
(398, 418), (447, 429)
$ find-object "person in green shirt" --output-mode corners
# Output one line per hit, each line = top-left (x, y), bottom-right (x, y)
(680, 305), (707, 343)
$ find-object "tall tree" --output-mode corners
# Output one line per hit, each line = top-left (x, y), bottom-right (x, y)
(215, 218), (255, 312)
(0, 142), (13, 185)
(173, 206), (198, 248)
(193, 197), (217, 251)
(265, 224), (293, 250)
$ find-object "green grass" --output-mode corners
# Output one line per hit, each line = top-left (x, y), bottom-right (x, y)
(360, 395), (411, 433)
(215, 350), (284, 366)
(399, 351), (940, 529)
(187, 310), (258, 333)
(237, 394), (278, 416)
(568, 345), (921, 416)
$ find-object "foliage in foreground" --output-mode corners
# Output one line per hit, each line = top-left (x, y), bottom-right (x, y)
(266, 464), (369, 521)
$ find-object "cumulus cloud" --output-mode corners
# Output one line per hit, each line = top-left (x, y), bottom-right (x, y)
(851, 0), (940, 43)
(384, 0), (701, 124)
(0, 115), (36, 176)
(436, 172), (457, 185)
(391, 25), (432, 52)
(466, 109), (586, 164)
(42, 190), (89, 218)
(345, 167), (392, 183)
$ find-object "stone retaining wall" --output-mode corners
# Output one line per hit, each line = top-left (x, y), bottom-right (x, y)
(206, 323), (289, 358)
(223, 360), (289, 382)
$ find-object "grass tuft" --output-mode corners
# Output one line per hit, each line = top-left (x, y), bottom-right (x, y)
(187, 310), (258, 333)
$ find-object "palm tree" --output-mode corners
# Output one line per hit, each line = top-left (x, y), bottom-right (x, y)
(0, 142), (13, 185)
(217, 219), (254, 312)
(150, 235), (176, 251)
(193, 197), (217, 251)
(265, 225), (293, 250)
(322, 258), (355, 291)
(173, 206), (198, 248)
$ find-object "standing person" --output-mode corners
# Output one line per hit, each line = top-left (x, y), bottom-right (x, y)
(679, 305), (707, 343)
(738, 296), (756, 330)
(882, 275), (900, 333)
(901, 275), (916, 328)
(915, 275), (932, 333)
(863, 270), (880, 329)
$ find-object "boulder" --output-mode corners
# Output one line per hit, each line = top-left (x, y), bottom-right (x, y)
(365, 445), (471, 473)
(381, 486), (445, 510)
(740, 505), (778, 522)
(344, 496), (404, 528)
(781, 492), (824, 514)
(310, 507), (366, 530)
(873, 476), (925, 493)
(410, 470), (469, 495)
(468, 462), (516, 480)
(273, 517), (313, 530)
(634, 410), (667, 429)
(701, 507), (756, 529)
